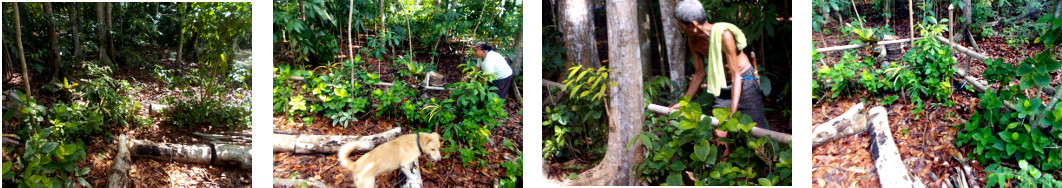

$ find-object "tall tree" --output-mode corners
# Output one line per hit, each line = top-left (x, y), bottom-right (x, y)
(71, 3), (81, 57)
(97, 2), (112, 63)
(558, 0), (601, 69)
(45, 2), (60, 81)
(564, 0), (644, 185)
(107, 3), (116, 60)
(14, 3), (30, 96)
(659, 0), (687, 94)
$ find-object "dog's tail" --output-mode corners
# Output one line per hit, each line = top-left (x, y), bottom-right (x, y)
(337, 141), (369, 172)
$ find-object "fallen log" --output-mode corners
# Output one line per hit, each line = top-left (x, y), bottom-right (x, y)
(128, 138), (252, 170)
(812, 103), (868, 147)
(273, 127), (401, 154)
(273, 178), (329, 188)
(107, 135), (132, 188)
(866, 106), (926, 188)
(645, 104), (791, 144)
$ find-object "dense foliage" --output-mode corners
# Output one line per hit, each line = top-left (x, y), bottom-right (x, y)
(635, 98), (791, 186)
(815, 20), (956, 117)
(273, 0), (522, 65)
(543, 65), (610, 161)
(957, 14), (1062, 185)
(274, 56), (507, 167)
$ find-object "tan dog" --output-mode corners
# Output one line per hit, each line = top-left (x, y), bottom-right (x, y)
(338, 132), (442, 188)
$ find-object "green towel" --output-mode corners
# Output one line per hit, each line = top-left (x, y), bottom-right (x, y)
(705, 22), (747, 96)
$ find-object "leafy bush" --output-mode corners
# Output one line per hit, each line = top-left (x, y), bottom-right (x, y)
(2, 91), (92, 187)
(499, 154), (523, 188)
(274, 0), (338, 64)
(635, 97), (791, 186)
(957, 19), (1062, 181)
(543, 65), (610, 160)
(80, 63), (142, 127)
(985, 160), (1062, 187)
(162, 95), (251, 131)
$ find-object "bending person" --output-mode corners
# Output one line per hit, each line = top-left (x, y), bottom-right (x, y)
(471, 41), (513, 100)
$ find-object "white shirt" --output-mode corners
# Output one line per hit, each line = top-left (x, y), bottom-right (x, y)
(478, 51), (512, 80)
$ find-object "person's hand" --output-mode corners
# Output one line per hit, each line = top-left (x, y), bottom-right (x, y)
(668, 103), (682, 111)
(714, 129), (728, 138)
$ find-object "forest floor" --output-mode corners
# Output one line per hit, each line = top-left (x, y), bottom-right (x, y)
(271, 39), (524, 187)
(812, 3), (1061, 187)
(3, 47), (254, 187)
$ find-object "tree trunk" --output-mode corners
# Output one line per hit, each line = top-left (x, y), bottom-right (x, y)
(564, 0), (643, 185)
(72, 3), (81, 57)
(45, 2), (59, 82)
(97, 2), (111, 63)
(659, 0), (687, 94)
(128, 137), (252, 170)
(637, 0), (652, 76)
(107, 3), (116, 60)
(812, 103), (868, 147)
(867, 106), (927, 188)
(272, 127), (402, 154)
(177, 3), (184, 68)
(558, 0), (601, 69)
(15, 3), (31, 96)
(107, 135), (132, 188)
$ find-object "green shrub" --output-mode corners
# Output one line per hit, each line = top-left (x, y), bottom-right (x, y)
(162, 96), (251, 131)
(543, 65), (610, 160)
(80, 63), (142, 127)
(2, 92), (92, 188)
(635, 97), (791, 186)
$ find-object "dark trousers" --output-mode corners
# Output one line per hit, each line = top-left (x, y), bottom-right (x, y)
(700, 69), (769, 129)
(491, 75), (512, 100)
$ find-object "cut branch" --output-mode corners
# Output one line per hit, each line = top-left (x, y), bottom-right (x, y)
(273, 127), (401, 154)
(107, 135), (132, 188)
(646, 104), (792, 144)
(866, 106), (926, 188)
(273, 177), (329, 188)
(812, 103), (868, 147)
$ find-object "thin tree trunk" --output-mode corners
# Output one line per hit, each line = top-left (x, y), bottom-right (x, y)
(637, 0), (652, 77)
(558, 0), (601, 69)
(14, 3), (30, 96)
(107, 3), (116, 60)
(565, 0), (643, 185)
(349, 0), (354, 60)
(72, 3), (81, 57)
(97, 2), (111, 63)
(45, 2), (59, 82)
(659, 0), (687, 94)
(177, 3), (184, 68)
